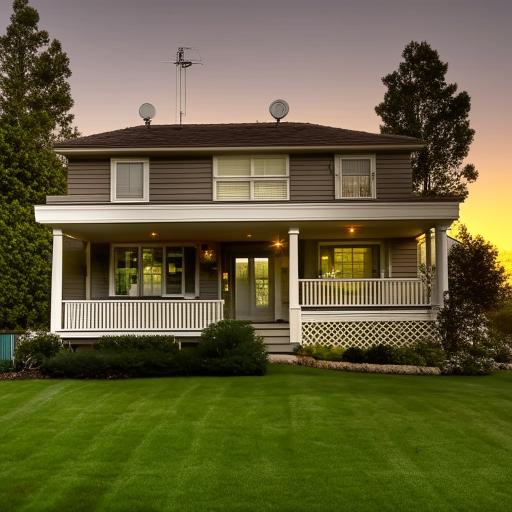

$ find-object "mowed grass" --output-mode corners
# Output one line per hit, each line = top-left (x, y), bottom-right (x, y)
(0, 367), (511, 512)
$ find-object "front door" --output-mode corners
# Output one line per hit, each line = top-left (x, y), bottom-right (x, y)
(235, 256), (273, 321)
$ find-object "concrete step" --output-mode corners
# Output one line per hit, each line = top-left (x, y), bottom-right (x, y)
(262, 336), (292, 345)
(253, 329), (290, 337)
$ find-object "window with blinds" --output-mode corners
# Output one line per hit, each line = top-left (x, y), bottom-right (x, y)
(336, 155), (375, 199)
(214, 156), (289, 201)
(111, 159), (149, 202)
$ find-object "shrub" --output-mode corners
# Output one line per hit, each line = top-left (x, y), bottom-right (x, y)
(342, 347), (366, 363)
(41, 349), (201, 379)
(197, 320), (267, 376)
(0, 360), (13, 373)
(489, 302), (512, 337)
(14, 332), (63, 370)
(295, 344), (345, 361)
(441, 352), (496, 376)
(365, 344), (396, 365)
(391, 347), (426, 366)
(96, 335), (179, 353)
(412, 339), (446, 367)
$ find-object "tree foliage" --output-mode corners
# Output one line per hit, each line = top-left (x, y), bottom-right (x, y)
(375, 41), (477, 199)
(0, 0), (77, 329)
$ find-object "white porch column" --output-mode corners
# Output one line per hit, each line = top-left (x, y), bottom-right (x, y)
(288, 228), (302, 344)
(425, 228), (434, 303)
(434, 224), (450, 307)
(50, 229), (63, 332)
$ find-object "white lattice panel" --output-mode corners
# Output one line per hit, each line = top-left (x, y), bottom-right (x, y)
(302, 320), (437, 348)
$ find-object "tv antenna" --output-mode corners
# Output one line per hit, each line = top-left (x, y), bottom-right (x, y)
(169, 47), (202, 124)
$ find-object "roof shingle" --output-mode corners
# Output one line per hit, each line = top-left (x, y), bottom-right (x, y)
(54, 122), (421, 149)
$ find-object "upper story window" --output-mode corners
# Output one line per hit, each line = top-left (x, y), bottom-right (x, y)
(111, 158), (149, 202)
(213, 155), (289, 201)
(335, 154), (376, 199)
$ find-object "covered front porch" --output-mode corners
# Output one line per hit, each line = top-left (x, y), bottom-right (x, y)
(46, 215), (451, 346)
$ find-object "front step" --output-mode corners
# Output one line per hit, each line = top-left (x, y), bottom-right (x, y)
(252, 323), (295, 354)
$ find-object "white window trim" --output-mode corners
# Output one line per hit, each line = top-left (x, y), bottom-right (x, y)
(109, 243), (199, 298)
(213, 155), (290, 201)
(110, 158), (150, 203)
(334, 154), (376, 200)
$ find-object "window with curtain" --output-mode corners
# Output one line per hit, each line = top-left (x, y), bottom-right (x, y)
(111, 159), (148, 202)
(214, 155), (288, 201)
(337, 156), (375, 198)
(319, 246), (380, 279)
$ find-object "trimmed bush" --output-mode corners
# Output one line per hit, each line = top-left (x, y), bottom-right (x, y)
(295, 344), (345, 361)
(342, 347), (366, 363)
(97, 335), (179, 353)
(411, 339), (446, 367)
(391, 347), (426, 366)
(14, 332), (63, 370)
(196, 320), (267, 376)
(41, 349), (197, 379)
(0, 360), (13, 373)
(365, 344), (396, 365)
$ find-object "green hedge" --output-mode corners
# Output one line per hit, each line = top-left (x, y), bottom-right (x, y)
(296, 340), (445, 367)
(96, 335), (179, 353)
(41, 320), (268, 379)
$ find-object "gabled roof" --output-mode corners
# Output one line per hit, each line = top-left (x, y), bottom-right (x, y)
(54, 122), (422, 151)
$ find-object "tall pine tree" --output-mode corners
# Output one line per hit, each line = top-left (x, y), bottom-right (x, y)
(0, 0), (77, 329)
(375, 41), (477, 199)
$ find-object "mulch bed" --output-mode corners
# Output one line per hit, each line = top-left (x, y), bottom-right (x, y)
(269, 354), (441, 375)
(0, 369), (45, 381)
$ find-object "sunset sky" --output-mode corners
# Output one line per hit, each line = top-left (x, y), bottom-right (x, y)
(1, 0), (511, 252)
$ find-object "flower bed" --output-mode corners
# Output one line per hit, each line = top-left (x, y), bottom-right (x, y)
(269, 354), (441, 375)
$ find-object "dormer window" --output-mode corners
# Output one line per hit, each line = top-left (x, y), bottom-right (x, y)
(213, 155), (289, 201)
(111, 158), (149, 202)
(335, 155), (376, 199)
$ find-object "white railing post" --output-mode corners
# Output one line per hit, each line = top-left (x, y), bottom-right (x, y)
(50, 229), (63, 332)
(435, 224), (450, 307)
(288, 228), (302, 344)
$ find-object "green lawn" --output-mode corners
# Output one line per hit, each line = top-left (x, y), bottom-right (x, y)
(0, 366), (511, 511)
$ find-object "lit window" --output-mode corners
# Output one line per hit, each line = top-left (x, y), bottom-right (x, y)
(214, 156), (289, 201)
(112, 245), (196, 296)
(319, 246), (380, 278)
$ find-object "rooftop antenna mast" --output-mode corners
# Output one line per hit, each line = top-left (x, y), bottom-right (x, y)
(173, 47), (201, 125)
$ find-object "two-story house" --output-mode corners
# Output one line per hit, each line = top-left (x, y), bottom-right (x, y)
(34, 122), (460, 352)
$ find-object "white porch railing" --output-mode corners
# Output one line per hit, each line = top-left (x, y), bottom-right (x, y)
(299, 278), (430, 307)
(62, 300), (224, 331)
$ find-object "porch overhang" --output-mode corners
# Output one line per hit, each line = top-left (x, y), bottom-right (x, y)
(35, 201), (459, 242)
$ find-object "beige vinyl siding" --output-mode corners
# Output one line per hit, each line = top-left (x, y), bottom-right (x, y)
(67, 159), (110, 201)
(62, 237), (86, 300)
(376, 153), (413, 199)
(289, 154), (334, 201)
(390, 238), (418, 277)
(90, 243), (110, 298)
(150, 157), (212, 203)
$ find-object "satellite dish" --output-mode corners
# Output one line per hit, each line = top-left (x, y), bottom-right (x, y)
(269, 99), (289, 123)
(139, 103), (156, 126)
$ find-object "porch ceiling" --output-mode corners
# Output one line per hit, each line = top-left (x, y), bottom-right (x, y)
(61, 219), (438, 243)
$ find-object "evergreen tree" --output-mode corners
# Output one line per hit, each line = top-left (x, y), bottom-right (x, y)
(0, 0), (77, 329)
(375, 41), (477, 199)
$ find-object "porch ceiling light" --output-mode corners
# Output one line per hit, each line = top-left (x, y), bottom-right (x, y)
(150, 231), (159, 238)
(348, 227), (356, 234)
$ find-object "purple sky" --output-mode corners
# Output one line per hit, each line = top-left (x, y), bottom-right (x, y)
(1, 0), (511, 250)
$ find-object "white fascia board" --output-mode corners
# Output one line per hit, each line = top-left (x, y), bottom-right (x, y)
(35, 202), (460, 225)
(54, 144), (424, 156)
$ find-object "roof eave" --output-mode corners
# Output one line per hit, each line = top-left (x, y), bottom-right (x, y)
(54, 143), (425, 156)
